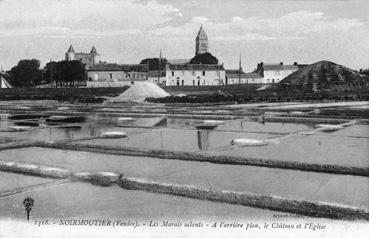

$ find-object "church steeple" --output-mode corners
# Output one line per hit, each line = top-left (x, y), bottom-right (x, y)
(195, 25), (209, 55)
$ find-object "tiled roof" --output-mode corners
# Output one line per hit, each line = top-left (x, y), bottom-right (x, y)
(148, 70), (166, 77)
(167, 59), (190, 65)
(261, 63), (298, 71)
(226, 69), (243, 74)
(90, 46), (97, 54)
(67, 45), (74, 53)
(168, 64), (224, 71)
(227, 72), (263, 79)
(88, 63), (149, 72)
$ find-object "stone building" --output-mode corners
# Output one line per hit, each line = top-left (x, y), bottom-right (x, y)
(65, 45), (100, 68)
(86, 63), (149, 87)
(165, 64), (225, 86)
(195, 26), (209, 55)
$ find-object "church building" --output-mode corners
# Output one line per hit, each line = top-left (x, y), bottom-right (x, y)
(164, 26), (226, 86)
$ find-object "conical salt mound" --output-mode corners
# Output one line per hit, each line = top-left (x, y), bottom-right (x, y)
(109, 82), (170, 103)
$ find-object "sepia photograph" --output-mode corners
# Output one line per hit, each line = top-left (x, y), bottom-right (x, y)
(0, 0), (368, 237)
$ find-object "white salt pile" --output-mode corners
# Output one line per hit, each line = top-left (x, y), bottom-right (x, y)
(109, 82), (170, 103)
(315, 124), (344, 132)
(231, 138), (269, 146)
(100, 131), (127, 139)
(203, 120), (225, 125)
(9, 126), (32, 131)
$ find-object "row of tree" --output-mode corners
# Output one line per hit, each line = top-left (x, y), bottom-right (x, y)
(7, 59), (85, 88)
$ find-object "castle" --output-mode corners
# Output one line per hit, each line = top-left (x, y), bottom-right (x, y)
(65, 45), (100, 68)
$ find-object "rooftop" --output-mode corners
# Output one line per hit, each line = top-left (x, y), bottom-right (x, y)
(88, 63), (149, 72)
(258, 62), (299, 71)
(168, 64), (224, 71)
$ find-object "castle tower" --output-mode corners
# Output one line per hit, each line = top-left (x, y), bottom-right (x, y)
(195, 26), (208, 55)
(65, 45), (75, 61)
(90, 46), (100, 64)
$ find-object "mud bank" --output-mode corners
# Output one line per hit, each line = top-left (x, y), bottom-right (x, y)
(118, 177), (369, 221)
(0, 159), (367, 221)
(37, 143), (369, 177)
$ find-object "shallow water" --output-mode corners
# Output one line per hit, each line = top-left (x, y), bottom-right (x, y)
(0, 100), (368, 219)
(1, 148), (367, 209)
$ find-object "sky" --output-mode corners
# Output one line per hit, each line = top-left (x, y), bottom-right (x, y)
(0, 0), (368, 71)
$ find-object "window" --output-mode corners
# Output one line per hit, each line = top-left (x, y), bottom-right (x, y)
(172, 71), (174, 77)
(197, 80), (200, 86)
(182, 80), (184, 86)
(176, 80), (180, 86)
(193, 80), (195, 86)
(202, 71), (205, 76)
(109, 73), (113, 80)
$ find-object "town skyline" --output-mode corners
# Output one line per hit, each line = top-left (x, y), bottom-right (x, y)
(0, 0), (369, 71)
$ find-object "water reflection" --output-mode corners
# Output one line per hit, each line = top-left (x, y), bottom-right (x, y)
(197, 130), (210, 151)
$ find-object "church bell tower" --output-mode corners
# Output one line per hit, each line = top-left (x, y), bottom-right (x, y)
(195, 25), (208, 55)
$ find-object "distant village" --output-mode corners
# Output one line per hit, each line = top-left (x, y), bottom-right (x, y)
(1, 26), (311, 89)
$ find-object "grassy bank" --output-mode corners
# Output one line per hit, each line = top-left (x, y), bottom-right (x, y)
(148, 88), (369, 104)
(0, 87), (128, 102)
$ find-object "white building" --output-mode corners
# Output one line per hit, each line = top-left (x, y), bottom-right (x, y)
(255, 62), (300, 84)
(86, 63), (149, 87)
(147, 70), (166, 84)
(165, 64), (226, 86)
(225, 70), (264, 84)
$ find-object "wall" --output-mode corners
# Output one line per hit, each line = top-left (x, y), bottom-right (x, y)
(87, 71), (147, 83)
(86, 81), (134, 88)
(165, 70), (226, 86)
(227, 77), (264, 85)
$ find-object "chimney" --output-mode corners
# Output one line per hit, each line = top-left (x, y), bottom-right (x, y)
(294, 62), (298, 66)
(360, 69), (363, 73)
(280, 62), (283, 66)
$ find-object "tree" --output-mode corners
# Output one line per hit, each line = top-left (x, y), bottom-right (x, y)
(59, 60), (86, 87)
(8, 59), (42, 87)
(44, 60), (86, 87)
(140, 58), (167, 70)
(189, 53), (218, 65)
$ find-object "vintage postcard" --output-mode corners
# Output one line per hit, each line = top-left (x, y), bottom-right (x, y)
(0, 0), (368, 237)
